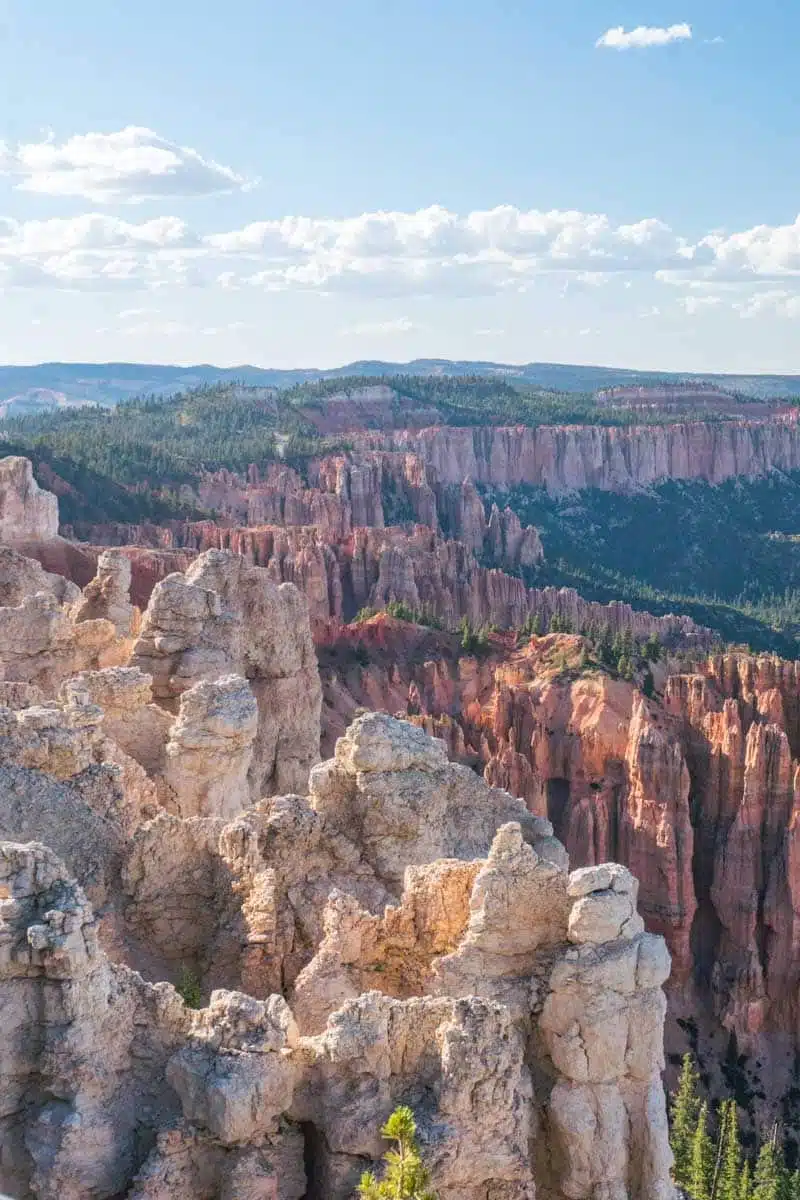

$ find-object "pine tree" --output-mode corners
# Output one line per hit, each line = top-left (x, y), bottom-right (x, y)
(690, 1102), (715, 1200)
(357, 1106), (438, 1199)
(671, 1053), (702, 1190)
(752, 1132), (785, 1200)
(738, 1161), (753, 1200)
(716, 1100), (743, 1200)
(787, 1170), (800, 1200)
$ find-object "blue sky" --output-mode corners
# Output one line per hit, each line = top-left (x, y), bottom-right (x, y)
(0, 0), (798, 372)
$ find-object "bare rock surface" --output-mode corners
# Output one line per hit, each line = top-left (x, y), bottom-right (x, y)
(0, 712), (675, 1199)
(163, 675), (258, 819)
(131, 549), (322, 797)
(73, 548), (135, 635)
(0, 456), (59, 542)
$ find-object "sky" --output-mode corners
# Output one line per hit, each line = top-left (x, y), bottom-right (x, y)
(0, 0), (798, 372)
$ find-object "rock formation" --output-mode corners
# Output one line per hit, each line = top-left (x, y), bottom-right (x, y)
(0, 711), (676, 1199)
(321, 627), (800, 1135)
(98, 518), (710, 648)
(371, 413), (800, 493)
(73, 548), (135, 635)
(0, 455), (59, 542)
(162, 675), (258, 819)
(130, 549), (321, 797)
(0, 486), (681, 1197)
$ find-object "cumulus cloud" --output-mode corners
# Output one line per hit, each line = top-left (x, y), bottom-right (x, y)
(0, 127), (252, 203)
(211, 205), (692, 297)
(3, 201), (800, 299)
(596, 23), (692, 49)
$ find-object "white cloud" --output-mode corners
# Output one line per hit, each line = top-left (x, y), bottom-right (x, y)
(0, 214), (194, 256)
(0, 127), (252, 203)
(3, 202), (800, 301)
(596, 23), (692, 50)
(212, 205), (692, 297)
(340, 316), (416, 336)
(734, 290), (800, 319)
(474, 327), (504, 336)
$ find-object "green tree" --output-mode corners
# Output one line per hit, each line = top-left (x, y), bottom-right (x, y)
(356, 1106), (438, 1200)
(716, 1100), (743, 1200)
(176, 966), (202, 1009)
(738, 1161), (753, 1200)
(690, 1102), (715, 1200)
(752, 1133), (786, 1200)
(644, 631), (662, 661)
(671, 1055), (701, 1191)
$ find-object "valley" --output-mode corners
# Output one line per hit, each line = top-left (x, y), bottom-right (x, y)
(4, 369), (800, 1195)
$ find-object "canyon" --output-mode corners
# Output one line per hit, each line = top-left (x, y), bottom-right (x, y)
(317, 617), (800, 1147)
(5, 394), (800, 1193)
(0, 457), (676, 1199)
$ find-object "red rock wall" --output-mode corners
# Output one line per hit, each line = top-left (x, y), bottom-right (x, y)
(316, 629), (800, 1116)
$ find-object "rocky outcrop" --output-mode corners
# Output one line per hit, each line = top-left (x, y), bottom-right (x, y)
(0, 455), (59, 541)
(0, 544), (80, 608)
(130, 549), (322, 797)
(0, 712), (676, 1199)
(162, 675), (258, 819)
(73, 548), (135, 635)
(0, 591), (119, 694)
(0, 841), (303, 1200)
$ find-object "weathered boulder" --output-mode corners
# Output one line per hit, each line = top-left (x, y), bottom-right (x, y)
(0, 544), (80, 607)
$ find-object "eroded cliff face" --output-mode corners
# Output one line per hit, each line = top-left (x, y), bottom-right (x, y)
(80, 518), (711, 656)
(0, 458), (677, 1198)
(369, 414), (800, 493)
(322, 626), (800, 1134)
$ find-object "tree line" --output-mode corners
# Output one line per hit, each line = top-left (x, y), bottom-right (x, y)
(670, 1055), (800, 1199)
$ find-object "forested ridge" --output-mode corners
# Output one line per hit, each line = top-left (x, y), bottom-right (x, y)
(502, 474), (800, 656)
